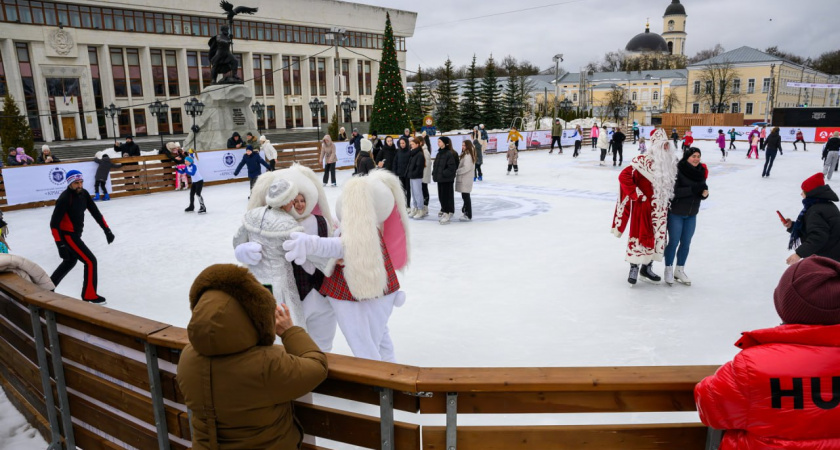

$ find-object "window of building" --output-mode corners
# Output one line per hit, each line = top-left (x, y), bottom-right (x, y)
(15, 42), (42, 140)
(358, 60), (364, 95)
(88, 46), (107, 137)
(166, 50), (178, 96)
(364, 61), (371, 95)
(254, 54), (264, 96)
(284, 105), (293, 128)
(705, 81), (712, 94)
(170, 107), (183, 133)
(692, 103), (699, 114)
(126, 48), (143, 96)
(762, 78), (770, 93)
(318, 58), (327, 96)
(693, 81), (700, 95)
(732, 79), (740, 94)
(294, 105), (303, 127)
(572, 93), (578, 102)
(631, 91), (637, 101)
(282, 55), (301, 95)
(200, 51), (211, 89)
(652, 91), (659, 101)
(267, 105), (276, 129)
(151, 49), (166, 96)
(187, 51), (201, 95)
(731, 103), (739, 113)
(0, 47), (6, 96)
(263, 55), (273, 96)
(110, 47), (127, 97)
(745, 102), (753, 115)
(747, 79), (755, 94)
(133, 108), (147, 136)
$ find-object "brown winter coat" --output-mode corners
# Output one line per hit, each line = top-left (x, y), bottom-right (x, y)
(319, 140), (337, 165)
(455, 153), (475, 193)
(506, 146), (518, 165)
(176, 264), (328, 450)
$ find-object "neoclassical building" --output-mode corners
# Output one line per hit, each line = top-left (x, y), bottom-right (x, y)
(0, 0), (416, 142)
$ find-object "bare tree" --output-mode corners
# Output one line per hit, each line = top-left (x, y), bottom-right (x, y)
(603, 86), (628, 122)
(662, 89), (681, 113)
(692, 61), (742, 113)
(688, 44), (725, 64)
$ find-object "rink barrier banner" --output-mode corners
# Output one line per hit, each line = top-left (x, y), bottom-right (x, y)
(816, 127), (840, 142)
(0, 273), (724, 450)
(690, 126), (816, 143)
(0, 141), (325, 210)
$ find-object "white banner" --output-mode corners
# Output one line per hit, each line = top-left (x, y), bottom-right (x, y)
(690, 126), (817, 142)
(335, 141), (357, 168)
(2, 161), (111, 206)
(786, 82), (840, 89)
(193, 148), (252, 182)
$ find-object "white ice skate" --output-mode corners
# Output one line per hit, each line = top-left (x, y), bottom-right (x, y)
(664, 266), (675, 286)
(674, 266), (691, 286)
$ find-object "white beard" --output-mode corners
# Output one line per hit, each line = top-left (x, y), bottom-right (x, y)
(649, 129), (679, 201)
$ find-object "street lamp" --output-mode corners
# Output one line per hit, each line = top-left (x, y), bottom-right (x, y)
(552, 53), (563, 118)
(625, 100), (636, 126)
(308, 98), (325, 142)
(184, 97), (205, 152)
(326, 27), (347, 124)
(251, 101), (265, 136)
(105, 103), (121, 142)
(341, 97), (357, 132)
(148, 100), (169, 151)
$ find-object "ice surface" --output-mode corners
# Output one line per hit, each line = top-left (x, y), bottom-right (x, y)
(5, 139), (824, 369)
(0, 387), (47, 449)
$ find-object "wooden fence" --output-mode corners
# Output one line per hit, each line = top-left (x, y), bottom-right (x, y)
(0, 273), (723, 450)
(0, 142), (324, 212)
(661, 114), (745, 139)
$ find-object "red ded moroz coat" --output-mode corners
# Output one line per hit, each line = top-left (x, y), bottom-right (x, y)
(694, 324), (840, 449)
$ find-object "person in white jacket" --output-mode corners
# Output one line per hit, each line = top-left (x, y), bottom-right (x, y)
(260, 135), (278, 171)
(597, 126), (610, 166)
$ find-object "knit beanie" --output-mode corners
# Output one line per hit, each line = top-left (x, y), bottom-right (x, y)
(774, 256), (840, 325)
(801, 173), (825, 194)
(66, 170), (83, 184)
(360, 138), (372, 153)
(185, 156), (194, 164)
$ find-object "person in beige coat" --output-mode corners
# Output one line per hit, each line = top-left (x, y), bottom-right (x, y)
(456, 141), (476, 221)
(319, 135), (337, 187)
(177, 264), (328, 450)
(506, 142), (518, 175)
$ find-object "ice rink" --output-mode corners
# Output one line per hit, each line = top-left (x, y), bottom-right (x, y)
(6, 138), (829, 369)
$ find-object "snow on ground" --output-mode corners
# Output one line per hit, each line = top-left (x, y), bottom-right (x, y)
(6, 140), (827, 369)
(0, 387), (47, 449)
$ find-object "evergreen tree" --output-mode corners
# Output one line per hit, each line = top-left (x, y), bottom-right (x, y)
(327, 111), (339, 141)
(460, 55), (481, 129)
(0, 94), (35, 160)
(502, 58), (522, 127)
(369, 13), (410, 134)
(406, 66), (431, 131)
(479, 55), (503, 130)
(434, 58), (460, 132)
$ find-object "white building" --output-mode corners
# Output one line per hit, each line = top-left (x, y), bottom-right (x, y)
(0, 0), (417, 142)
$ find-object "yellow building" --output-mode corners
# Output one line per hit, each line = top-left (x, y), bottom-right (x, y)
(684, 46), (834, 123)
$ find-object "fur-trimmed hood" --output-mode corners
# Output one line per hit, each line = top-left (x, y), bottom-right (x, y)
(187, 264), (276, 356)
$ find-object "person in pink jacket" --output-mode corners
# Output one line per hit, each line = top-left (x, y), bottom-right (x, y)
(759, 126), (767, 150)
(590, 124), (600, 149)
(748, 134), (760, 159)
(716, 129), (727, 162)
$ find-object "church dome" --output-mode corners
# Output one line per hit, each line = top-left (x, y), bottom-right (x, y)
(664, 0), (685, 16)
(625, 25), (669, 53)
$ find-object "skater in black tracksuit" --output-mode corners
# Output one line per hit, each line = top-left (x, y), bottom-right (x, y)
(50, 170), (115, 304)
(233, 146), (270, 191)
(612, 129), (626, 166)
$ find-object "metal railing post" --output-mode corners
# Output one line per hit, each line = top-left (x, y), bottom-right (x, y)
(446, 392), (457, 450)
(28, 305), (61, 447)
(378, 387), (394, 450)
(144, 342), (171, 450)
(44, 310), (74, 449)
(705, 427), (723, 450)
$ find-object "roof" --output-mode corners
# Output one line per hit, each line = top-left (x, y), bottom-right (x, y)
(555, 69), (687, 84)
(664, 0), (686, 16)
(688, 46), (789, 67)
(670, 78), (687, 86)
(625, 27), (669, 53)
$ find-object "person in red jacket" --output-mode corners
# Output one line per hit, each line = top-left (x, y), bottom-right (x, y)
(694, 256), (840, 449)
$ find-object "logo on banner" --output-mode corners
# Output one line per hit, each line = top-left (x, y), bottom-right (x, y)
(790, 129), (796, 136)
(222, 152), (236, 167)
(48, 167), (67, 185)
(707, 127), (713, 134)
(345, 144), (355, 156)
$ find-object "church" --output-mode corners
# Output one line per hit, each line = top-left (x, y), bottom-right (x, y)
(624, 0), (687, 57)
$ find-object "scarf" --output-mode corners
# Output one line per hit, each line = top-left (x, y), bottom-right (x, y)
(677, 160), (705, 182)
(789, 197), (831, 250)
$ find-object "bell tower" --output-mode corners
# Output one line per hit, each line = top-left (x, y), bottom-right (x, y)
(662, 0), (687, 56)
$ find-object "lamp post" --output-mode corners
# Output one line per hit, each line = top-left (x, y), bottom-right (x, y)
(625, 100), (636, 127)
(148, 100), (169, 151)
(184, 97), (205, 152)
(105, 103), (121, 142)
(326, 27), (347, 124)
(308, 98), (324, 142)
(341, 97), (357, 133)
(552, 53), (563, 118)
(251, 101), (265, 137)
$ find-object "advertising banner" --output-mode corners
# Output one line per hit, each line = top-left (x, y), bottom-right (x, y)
(335, 141), (357, 168)
(690, 126), (816, 142)
(816, 127), (840, 143)
(195, 148), (253, 182)
(2, 161), (110, 206)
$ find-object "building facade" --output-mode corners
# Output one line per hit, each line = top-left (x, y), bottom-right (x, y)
(661, 0), (687, 56)
(0, 0), (416, 142)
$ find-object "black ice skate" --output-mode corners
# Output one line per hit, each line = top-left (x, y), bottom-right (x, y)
(185, 205), (195, 212)
(628, 264), (639, 285)
(640, 263), (661, 284)
(86, 296), (107, 305)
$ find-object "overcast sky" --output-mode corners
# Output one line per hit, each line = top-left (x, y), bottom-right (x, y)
(360, 0), (837, 73)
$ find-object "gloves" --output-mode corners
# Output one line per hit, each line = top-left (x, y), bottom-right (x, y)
(234, 242), (263, 265)
(104, 228), (115, 244)
(56, 241), (70, 259)
(283, 232), (318, 265)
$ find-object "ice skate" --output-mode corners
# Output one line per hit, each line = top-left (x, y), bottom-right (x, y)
(628, 264), (639, 285)
(439, 212), (451, 225)
(507, 171), (510, 175)
(185, 205), (195, 212)
(94, 193), (100, 201)
(478, 176), (483, 181)
(515, 171), (518, 176)
(674, 266), (691, 286)
(409, 207), (417, 217)
(413, 206), (428, 219)
(664, 266), (675, 285)
(640, 263), (661, 284)
(459, 215), (471, 222)
(103, 193), (110, 201)
(86, 296), (107, 305)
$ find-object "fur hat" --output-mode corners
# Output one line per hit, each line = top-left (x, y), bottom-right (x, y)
(247, 164), (336, 228)
(334, 170), (410, 300)
(265, 178), (298, 209)
(360, 138), (372, 152)
(801, 173), (825, 194)
(41, 144), (50, 151)
(259, 135), (266, 142)
(774, 256), (840, 325)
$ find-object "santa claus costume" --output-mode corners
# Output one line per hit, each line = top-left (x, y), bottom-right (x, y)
(611, 128), (679, 285)
(283, 169), (410, 362)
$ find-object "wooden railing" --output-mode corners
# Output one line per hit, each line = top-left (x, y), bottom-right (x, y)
(0, 273), (723, 450)
(0, 142), (324, 211)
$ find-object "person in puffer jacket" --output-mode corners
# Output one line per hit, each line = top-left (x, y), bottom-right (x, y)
(694, 256), (840, 450)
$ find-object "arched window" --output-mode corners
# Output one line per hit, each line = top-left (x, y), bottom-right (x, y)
(668, 20), (675, 31)
(653, 91), (659, 100)
(668, 41), (674, 54)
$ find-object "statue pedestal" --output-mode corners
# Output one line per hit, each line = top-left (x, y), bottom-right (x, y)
(183, 84), (257, 152)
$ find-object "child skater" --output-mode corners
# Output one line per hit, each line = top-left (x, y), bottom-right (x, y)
(638, 136), (647, 155)
(93, 152), (122, 201)
(716, 129), (727, 162)
(748, 132), (760, 159)
(184, 156), (206, 214)
(506, 142), (519, 175)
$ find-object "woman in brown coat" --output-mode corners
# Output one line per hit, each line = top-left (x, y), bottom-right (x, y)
(319, 135), (337, 187)
(177, 264), (328, 450)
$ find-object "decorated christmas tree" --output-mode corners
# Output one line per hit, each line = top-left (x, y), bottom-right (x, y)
(369, 13), (410, 134)
(0, 94), (35, 160)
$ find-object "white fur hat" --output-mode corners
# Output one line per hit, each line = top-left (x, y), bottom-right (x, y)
(247, 164), (335, 228)
(259, 135), (266, 142)
(360, 138), (372, 152)
(265, 178), (298, 209)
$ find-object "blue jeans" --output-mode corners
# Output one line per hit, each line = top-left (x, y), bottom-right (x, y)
(664, 214), (697, 266)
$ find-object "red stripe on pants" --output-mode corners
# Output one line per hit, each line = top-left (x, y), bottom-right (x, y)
(64, 235), (97, 300)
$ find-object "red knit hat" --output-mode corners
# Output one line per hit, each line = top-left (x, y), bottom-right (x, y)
(801, 173), (825, 194)
(774, 256), (840, 325)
